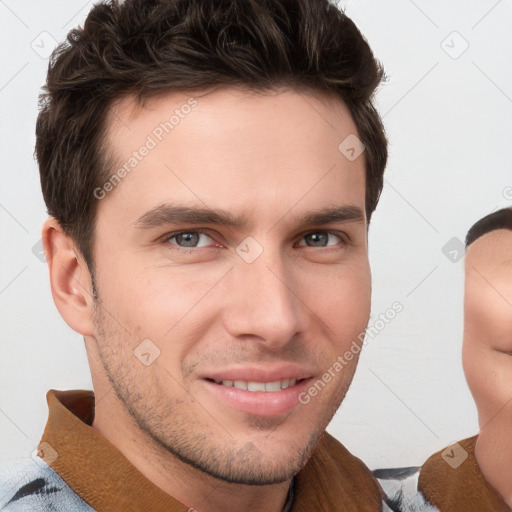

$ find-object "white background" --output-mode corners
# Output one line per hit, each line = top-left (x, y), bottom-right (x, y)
(0, 0), (511, 472)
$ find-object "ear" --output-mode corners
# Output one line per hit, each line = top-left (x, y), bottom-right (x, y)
(42, 217), (95, 337)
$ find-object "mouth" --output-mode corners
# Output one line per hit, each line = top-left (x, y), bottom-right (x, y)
(204, 377), (303, 392)
(201, 372), (313, 417)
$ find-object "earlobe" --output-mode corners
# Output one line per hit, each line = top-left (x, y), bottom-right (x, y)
(42, 217), (95, 337)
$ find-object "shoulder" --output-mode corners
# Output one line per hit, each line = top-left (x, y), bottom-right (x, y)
(316, 431), (381, 486)
(314, 434), (437, 511)
(0, 455), (94, 511)
(418, 436), (510, 511)
(374, 435), (510, 512)
(296, 432), (389, 511)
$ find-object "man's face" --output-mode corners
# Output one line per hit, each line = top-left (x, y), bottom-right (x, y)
(89, 87), (371, 484)
(463, 229), (512, 431)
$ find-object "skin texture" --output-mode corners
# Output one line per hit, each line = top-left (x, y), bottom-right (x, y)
(42, 87), (372, 512)
(462, 229), (512, 506)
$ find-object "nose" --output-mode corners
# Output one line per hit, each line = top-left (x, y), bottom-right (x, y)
(222, 248), (307, 349)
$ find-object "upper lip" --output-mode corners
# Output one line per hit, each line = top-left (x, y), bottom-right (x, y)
(201, 364), (314, 383)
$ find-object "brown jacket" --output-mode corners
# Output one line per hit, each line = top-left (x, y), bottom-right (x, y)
(3, 389), (387, 512)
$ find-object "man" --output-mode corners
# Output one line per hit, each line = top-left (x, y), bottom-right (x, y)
(376, 207), (512, 512)
(0, 0), (390, 510)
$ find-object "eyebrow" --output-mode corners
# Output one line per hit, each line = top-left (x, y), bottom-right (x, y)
(133, 204), (365, 230)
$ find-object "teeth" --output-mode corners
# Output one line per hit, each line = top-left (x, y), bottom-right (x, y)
(248, 382), (266, 392)
(264, 381), (281, 392)
(219, 378), (299, 392)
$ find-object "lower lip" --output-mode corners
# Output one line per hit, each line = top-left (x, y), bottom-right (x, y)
(202, 379), (312, 417)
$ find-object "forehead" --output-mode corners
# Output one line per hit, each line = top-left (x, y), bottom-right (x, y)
(105, 86), (360, 163)
(98, 87), (366, 228)
(466, 229), (512, 268)
(465, 229), (512, 291)
(107, 86), (356, 132)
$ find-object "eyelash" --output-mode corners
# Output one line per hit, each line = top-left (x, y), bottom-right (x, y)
(161, 229), (348, 253)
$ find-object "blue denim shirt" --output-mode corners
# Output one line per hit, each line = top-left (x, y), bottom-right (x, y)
(0, 455), (94, 511)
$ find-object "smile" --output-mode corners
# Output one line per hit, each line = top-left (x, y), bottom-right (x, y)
(210, 378), (298, 392)
(202, 376), (312, 417)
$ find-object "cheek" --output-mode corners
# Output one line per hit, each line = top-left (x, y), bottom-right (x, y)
(97, 257), (221, 334)
(463, 346), (488, 410)
(463, 343), (512, 424)
(323, 261), (371, 324)
(301, 260), (371, 361)
(465, 284), (512, 352)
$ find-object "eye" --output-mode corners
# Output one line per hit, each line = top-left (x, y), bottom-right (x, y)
(297, 231), (346, 248)
(164, 230), (218, 249)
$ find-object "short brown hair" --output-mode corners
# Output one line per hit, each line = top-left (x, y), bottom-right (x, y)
(36, 0), (387, 271)
(465, 207), (512, 247)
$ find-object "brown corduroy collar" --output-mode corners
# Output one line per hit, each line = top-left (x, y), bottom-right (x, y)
(38, 389), (384, 512)
(418, 435), (510, 512)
